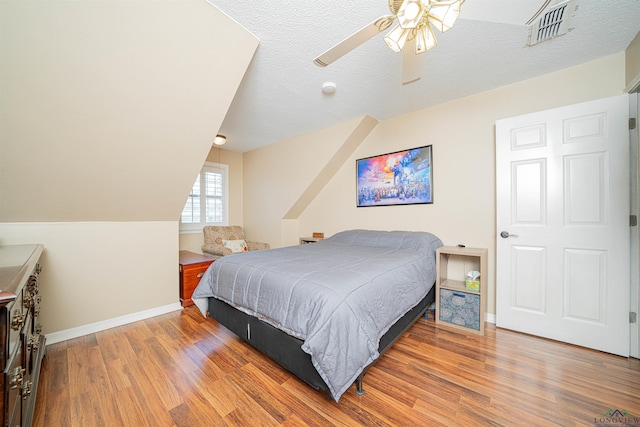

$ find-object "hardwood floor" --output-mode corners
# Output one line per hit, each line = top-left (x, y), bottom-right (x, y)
(33, 306), (640, 426)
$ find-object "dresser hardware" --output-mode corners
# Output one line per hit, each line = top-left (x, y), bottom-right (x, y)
(21, 380), (33, 399)
(10, 367), (25, 389)
(28, 336), (40, 351)
(23, 293), (34, 309)
(11, 309), (25, 331)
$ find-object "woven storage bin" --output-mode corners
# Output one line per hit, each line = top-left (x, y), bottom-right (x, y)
(438, 288), (481, 331)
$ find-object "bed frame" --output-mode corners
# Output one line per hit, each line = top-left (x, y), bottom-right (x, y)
(206, 285), (435, 396)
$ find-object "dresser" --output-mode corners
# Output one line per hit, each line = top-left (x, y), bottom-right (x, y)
(179, 251), (218, 307)
(0, 244), (45, 427)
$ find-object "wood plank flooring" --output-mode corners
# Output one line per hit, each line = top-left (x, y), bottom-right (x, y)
(33, 306), (640, 426)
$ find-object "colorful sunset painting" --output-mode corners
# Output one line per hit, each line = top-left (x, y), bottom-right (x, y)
(356, 145), (433, 207)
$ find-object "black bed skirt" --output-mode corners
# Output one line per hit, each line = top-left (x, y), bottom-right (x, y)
(206, 285), (436, 394)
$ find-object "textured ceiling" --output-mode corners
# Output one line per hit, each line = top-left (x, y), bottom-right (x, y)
(207, 0), (640, 153)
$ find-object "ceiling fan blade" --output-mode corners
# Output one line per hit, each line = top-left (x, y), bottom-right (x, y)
(313, 16), (394, 67)
(402, 37), (421, 85)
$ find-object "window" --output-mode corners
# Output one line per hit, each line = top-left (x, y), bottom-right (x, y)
(180, 162), (228, 232)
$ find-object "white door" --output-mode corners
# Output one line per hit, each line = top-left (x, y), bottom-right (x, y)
(496, 94), (630, 357)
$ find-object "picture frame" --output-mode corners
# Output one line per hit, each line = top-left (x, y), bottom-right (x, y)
(356, 145), (433, 207)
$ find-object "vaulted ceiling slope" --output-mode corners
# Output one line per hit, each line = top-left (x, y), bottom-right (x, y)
(209, 0), (640, 153)
(0, 0), (258, 222)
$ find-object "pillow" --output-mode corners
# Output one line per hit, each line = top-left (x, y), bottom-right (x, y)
(222, 239), (248, 253)
(326, 229), (442, 252)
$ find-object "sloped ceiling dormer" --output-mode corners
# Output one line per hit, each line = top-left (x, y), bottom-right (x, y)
(0, 0), (258, 222)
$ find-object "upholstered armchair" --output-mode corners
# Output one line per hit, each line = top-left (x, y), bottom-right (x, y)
(202, 225), (270, 257)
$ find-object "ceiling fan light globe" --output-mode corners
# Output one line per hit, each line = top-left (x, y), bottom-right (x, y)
(415, 26), (437, 53)
(398, 0), (426, 28)
(405, 3), (421, 20)
(384, 24), (410, 52)
(428, 0), (462, 32)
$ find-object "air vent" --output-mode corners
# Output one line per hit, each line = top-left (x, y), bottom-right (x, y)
(527, 0), (576, 46)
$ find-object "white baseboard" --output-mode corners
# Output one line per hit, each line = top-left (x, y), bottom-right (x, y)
(45, 302), (183, 345)
(45, 304), (495, 345)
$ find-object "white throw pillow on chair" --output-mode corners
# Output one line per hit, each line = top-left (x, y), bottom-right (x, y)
(222, 239), (248, 253)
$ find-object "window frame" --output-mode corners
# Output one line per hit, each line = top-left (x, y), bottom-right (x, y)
(179, 161), (229, 233)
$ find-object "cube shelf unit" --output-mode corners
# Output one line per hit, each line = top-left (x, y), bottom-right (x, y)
(435, 246), (487, 335)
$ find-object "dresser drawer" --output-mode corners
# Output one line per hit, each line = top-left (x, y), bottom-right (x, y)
(7, 291), (25, 369)
(0, 303), (22, 372)
(4, 345), (24, 427)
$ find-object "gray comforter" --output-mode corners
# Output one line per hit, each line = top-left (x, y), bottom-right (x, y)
(192, 229), (442, 400)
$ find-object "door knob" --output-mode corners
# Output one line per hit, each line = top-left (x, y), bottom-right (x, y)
(500, 231), (518, 238)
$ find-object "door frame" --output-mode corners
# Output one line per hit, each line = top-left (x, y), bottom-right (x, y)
(630, 92), (639, 359)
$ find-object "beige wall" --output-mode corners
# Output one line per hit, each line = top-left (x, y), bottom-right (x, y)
(243, 116), (378, 247)
(243, 53), (627, 318)
(0, 222), (177, 334)
(0, 1), (258, 335)
(179, 146), (244, 254)
(0, 0), (258, 222)
(626, 32), (640, 90)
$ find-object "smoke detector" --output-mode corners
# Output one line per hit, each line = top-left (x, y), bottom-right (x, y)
(527, 0), (577, 46)
(321, 82), (337, 95)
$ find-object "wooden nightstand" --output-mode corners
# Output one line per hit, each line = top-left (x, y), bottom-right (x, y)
(179, 251), (219, 307)
(299, 237), (323, 244)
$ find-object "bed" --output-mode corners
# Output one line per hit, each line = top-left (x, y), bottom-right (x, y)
(192, 229), (442, 401)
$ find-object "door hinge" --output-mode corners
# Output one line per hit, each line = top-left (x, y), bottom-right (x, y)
(631, 118), (637, 130)
(631, 312), (637, 323)
(630, 215), (638, 226)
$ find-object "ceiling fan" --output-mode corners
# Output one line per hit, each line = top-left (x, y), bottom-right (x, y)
(313, 0), (465, 85)
(312, 0), (574, 85)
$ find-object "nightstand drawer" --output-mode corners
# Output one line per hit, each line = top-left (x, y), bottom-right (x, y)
(182, 264), (209, 294)
(438, 288), (481, 331)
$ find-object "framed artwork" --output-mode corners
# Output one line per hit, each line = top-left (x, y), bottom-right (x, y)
(356, 145), (433, 207)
